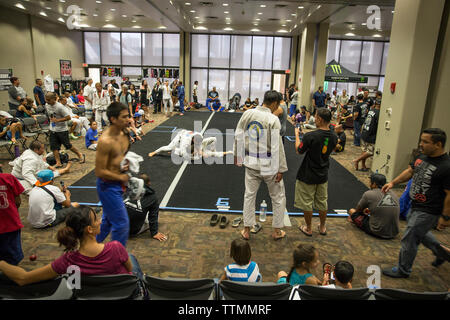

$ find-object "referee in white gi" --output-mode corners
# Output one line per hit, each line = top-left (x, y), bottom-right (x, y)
(234, 90), (288, 240)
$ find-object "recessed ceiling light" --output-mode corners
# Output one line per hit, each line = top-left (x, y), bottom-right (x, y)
(105, 19), (110, 22)
(198, 21), (203, 24)
(64, 13), (68, 16)
(132, 25), (141, 28)
(185, 2), (191, 5)
(59, 0), (66, 2)
(362, 22), (367, 25)
(224, 11), (229, 14)
(294, 24), (298, 28)
(111, 8), (116, 11)
(224, 27), (233, 31)
(93, 14), (98, 17)
(291, 13), (297, 16)
(298, 6), (304, 9)
(258, 12), (263, 15)
(277, 29), (289, 33)
(373, 34), (382, 38)
(190, 10), (195, 13)
(45, 7), (51, 10)
(286, 19), (292, 22)
(226, 22), (231, 24)
(251, 28), (260, 32)
(79, 24), (90, 28)
(194, 26), (208, 30)
(223, 3), (229, 6)
(345, 32), (355, 36)
(253, 23), (258, 26)
(132, 19), (136, 22)
(195, 16), (199, 19)
(158, 26), (167, 29)
(58, 17), (65, 23)
(15, 3), (26, 10)
(392, 10), (395, 13)
(226, 17), (231, 20)
(255, 18), (261, 21)
(96, 0), (102, 3)
(122, 15), (127, 17)
(260, 5), (266, 8)
(317, 5), (321, 9)
(103, 24), (117, 28)
(281, 24), (286, 27)
(39, 11), (48, 17)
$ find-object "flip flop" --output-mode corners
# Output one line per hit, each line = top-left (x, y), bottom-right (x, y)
(299, 225), (312, 237)
(250, 223), (262, 234)
(231, 217), (243, 228)
(318, 225), (327, 236)
(219, 216), (229, 229)
(210, 214), (220, 226)
(79, 154), (86, 164)
(273, 230), (286, 240)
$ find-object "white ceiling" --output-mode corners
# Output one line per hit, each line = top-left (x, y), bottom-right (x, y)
(1, 0), (395, 38)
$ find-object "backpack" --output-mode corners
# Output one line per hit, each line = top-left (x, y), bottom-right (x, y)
(46, 152), (69, 166)
(124, 198), (147, 236)
(118, 91), (132, 102)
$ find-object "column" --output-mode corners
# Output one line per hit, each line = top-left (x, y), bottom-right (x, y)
(313, 23), (329, 93)
(372, 0), (446, 181)
(297, 23), (317, 111)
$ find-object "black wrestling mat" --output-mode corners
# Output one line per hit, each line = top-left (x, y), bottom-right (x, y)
(69, 111), (368, 216)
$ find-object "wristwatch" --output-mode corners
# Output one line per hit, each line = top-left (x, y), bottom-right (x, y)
(441, 215), (450, 221)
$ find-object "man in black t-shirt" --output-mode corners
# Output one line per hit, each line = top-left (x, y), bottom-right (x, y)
(353, 99), (381, 171)
(352, 94), (365, 147)
(381, 128), (450, 278)
(294, 108), (338, 236)
(334, 125), (346, 153)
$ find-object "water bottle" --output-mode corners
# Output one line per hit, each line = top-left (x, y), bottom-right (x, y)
(50, 113), (56, 129)
(259, 200), (267, 222)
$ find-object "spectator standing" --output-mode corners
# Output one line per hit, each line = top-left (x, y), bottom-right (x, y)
(334, 125), (347, 153)
(193, 80), (198, 104)
(178, 81), (185, 116)
(352, 94), (365, 147)
(382, 128), (450, 277)
(0, 173), (25, 265)
(162, 80), (173, 117)
(312, 86), (327, 112)
(289, 87), (299, 117)
(33, 79), (46, 107)
(8, 77), (27, 110)
(93, 82), (111, 132)
(119, 85), (134, 117)
(151, 81), (163, 114)
(348, 173), (400, 239)
(294, 108), (337, 236)
(83, 79), (95, 119)
(140, 80), (150, 119)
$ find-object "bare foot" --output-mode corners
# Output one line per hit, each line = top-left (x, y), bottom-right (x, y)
(347, 216), (353, 223)
(11, 138), (17, 144)
(240, 228), (250, 240)
(272, 229), (286, 240)
(148, 151), (157, 157)
(152, 232), (168, 242)
(352, 159), (359, 170)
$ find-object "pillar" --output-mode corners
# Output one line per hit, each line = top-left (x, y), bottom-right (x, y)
(297, 23), (317, 111)
(313, 23), (329, 93)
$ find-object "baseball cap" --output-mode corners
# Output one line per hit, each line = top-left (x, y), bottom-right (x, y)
(35, 169), (54, 187)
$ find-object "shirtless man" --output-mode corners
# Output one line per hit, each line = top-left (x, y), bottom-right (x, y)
(95, 102), (131, 247)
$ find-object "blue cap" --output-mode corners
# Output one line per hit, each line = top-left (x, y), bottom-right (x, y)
(37, 169), (54, 183)
(133, 112), (141, 118)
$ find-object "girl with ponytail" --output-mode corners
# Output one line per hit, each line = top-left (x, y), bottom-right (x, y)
(277, 244), (326, 286)
(0, 206), (142, 286)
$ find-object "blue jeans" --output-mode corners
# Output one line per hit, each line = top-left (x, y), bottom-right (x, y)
(178, 95), (185, 113)
(353, 120), (362, 146)
(129, 253), (144, 281)
(289, 104), (297, 117)
(0, 229), (23, 265)
(96, 178), (130, 247)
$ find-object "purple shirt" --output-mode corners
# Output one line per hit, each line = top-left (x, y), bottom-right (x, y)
(51, 241), (131, 275)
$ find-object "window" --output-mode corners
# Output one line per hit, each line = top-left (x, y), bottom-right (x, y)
(326, 39), (341, 63)
(209, 35), (230, 68)
(360, 41), (383, 74)
(190, 69), (208, 102)
(252, 36), (273, 70)
(192, 34), (209, 67)
(85, 32), (100, 64)
(208, 69), (229, 101)
(230, 36), (252, 69)
(381, 42), (389, 75)
(143, 33), (163, 66)
(122, 33), (141, 65)
(273, 37), (291, 70)
(250, 71), (271, 100)
(101, 32), (121, 65)
(339, 40), (362, 73)
(163, 33), (180, 66)
(378, 77), (385, 92)
(230, 71), (250, 101)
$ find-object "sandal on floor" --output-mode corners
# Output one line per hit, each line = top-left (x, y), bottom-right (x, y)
(210, 214), (220, 226)
(219, 216), (229, 229)
(79, 154), (86, 164)
(318, 225), (327, 236)
(231, 217), (243, 228)
(273, 230), (286, 240)
(299, 225), (312, 237)
(250, 223), (262, 234)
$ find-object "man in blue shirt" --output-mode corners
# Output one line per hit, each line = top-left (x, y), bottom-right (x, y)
(206, 87), (219, 110)
(312, 86), (327, 110)
(33, 79), (45, 107)
(177, 81), (185, 115)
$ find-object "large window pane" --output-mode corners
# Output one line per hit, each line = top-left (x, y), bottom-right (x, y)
(327, 39), (341, 63)
(191, 69), (208, 102)
(360, 76), (379, 90)
(339, 40), (362, 73)
(192, 34), (209, 67)
(85, 32), (100, 64)
(230, 70), (250, 101)
(208, 69), (229, 102)
(381, 42), (389, 75)
(122, 33), (141, 65)
(252, 37), (274, 70)
(209, 35), (230, 68)
(143, 33), (163, 66)
(101, 32), (121, 65)
(360, 41), (383, 74)
(250, 71), (271, 100)
(378, 76), (385, 93)
(273, 37), (291, 70)
(325, 81), (337, 95)
(230, 36), (252, 69)
(163, 33), (180, 66)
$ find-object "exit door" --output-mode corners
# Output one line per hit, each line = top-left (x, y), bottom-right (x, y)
(271, 72), (289, 98)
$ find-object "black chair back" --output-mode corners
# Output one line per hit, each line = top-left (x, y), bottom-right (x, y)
(295, 284), (372, 300)
(219, 280), (291, 300)
(374, 288), (449, 300)
(7, 110), (17, 117)
(144, 276), (216, 300)
(72, 274), (142, 300)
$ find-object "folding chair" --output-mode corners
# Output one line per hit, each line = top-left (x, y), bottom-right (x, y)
(18, 117), (40, 148)
(72, 274), (143, 300)
(144, 276), (216, 300)
(293, 284), (372, 300)
(374, 288), (449, 300)
(35, 114), (50, 140)
(0, 138), (15, 159)
(219, 280), (292, 300)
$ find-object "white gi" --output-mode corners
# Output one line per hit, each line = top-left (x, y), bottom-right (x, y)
(64, 100), (90, 135)
(154, 129), (203, 161)
(93, 89), (111, 131)
(162, 84), (173, 114)
(9, 149), (60, 194)
(234, 105), (288, 229)
(83, 84), (95, 118)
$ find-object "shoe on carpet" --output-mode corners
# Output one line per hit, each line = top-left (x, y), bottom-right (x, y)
(210, 214), (220, 226)
(219, 216), (229, 229)
(382, 266), (409, 278)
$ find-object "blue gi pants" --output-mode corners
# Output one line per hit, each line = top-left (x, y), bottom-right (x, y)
(96, 178), (130, 247)
(178, 95), (185, 113)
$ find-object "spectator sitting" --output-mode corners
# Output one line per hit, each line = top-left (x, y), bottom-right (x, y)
(252, 98), (260, 108)
(348, 173), (400, 239)
(16, 98), (37, 122)
(0, 114), (26, 145)
(334, 125), (347, 153)
(304, 113), (316, 129)
(70, 90), (80, 105)
(28, 169), (79, 229)
(242, 98), (253, 111)
(125, 174), (167, 242)
(337, 105), (353, 128)
(219, 239), (261, 283)
(10, 141), (71, 194)
(0, 206), (144, 286)
(208, 99), (224, 112)
(0, 173), (25, 265)
(85, 120), (99, 151)
(277, 244), (326, 285)
(323, 261), (354, 289)
(77, 89), (85, 105)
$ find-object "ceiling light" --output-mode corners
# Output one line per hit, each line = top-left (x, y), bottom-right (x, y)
(281, 24), (286, 27)
(224, 27), (233, 31)
(298, 6), (304, 9)
(194, 26), (208, 30)
(96, 0), (102, 3)
(255, 18), (261, 21)
(251, 28), (260, 32)
(253, 23), (258, 26)
(294, 24), (298, 28)
(111, 8), (116, 11)
(132, 19), (136, 22)
(258, 12), (263, 15)
(185, 2), (191, 5)
(291, 13), (297, 16)
(79, 24), (90, 28)
(15, 3), (26, 10)
(392, 10), (395, 13)
(122, 15), (127, 17)
(195, 16), (199, 19)
(158, 26), (167, 29)
(373, 34), (382, 37)
(260, 5), (266, 8)
(223, 3), (229, 6)
(362, 22), (367, 25)
(169, 1), (173, 4)
(105, 19), (110, 22)
(226, 22), (231, 24)
(103, 24), (117, 28)
(45, 7), (52, 10)
(277, 29), (289, 33)
(64, 13), (68, 16)
(132, 26), (142, 28)
(226, 17), (231, 20)
(93, 14), (98, 17)
(224, 11), (229, 14)
(317, 5), (321, 9)
(190, 10), (195, 13)
(39, 11), (48, 17)
(345, 32), (355, 36)
(58, 17), (65, 23)
(286, 19), (292, 22)
(59, 0), (66, 2)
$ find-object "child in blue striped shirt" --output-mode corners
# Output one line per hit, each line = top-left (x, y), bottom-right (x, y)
(219, 239), (261, 282)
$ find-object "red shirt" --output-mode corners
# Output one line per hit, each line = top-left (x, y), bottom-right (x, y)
(0, 173), (25, 234)
(77, 94), (85, 104)
(51, 241), (131, 275)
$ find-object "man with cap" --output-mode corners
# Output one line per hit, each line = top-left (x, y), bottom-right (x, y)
(348, 173), (400, 239)
(27, 169), (79, 229)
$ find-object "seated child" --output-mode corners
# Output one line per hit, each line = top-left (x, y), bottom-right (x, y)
(219, 239), (261, 282)
(85, 121), (99, 151)
(0, 115), (25, 144)
(323, 260), (354, 289)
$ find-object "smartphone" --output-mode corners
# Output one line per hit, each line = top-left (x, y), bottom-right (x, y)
(60, 181), (65, 191)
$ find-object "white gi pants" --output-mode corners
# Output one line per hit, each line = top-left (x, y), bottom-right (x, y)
(202, 137), (225, 158)
(154, 131), (182, 154)
(95, 109), (110, 131)
(163, 98), (173, 114)
(243, 167), (286, 229)
(72, 117), (90, 135)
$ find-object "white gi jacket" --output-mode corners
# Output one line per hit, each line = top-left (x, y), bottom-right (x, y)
(9, 149), (51, 193)
(234, 106), (288, 175)
(93, 89), (110, 111)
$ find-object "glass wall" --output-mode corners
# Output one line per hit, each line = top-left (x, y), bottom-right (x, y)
(84, 32), (180, 86)
(325, 38), (389, 97)
(191, 34), (291, 103)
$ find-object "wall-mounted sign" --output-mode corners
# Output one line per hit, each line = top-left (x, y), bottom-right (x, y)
(0, 69), (13, 91)
(60, 60), (72, 81)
